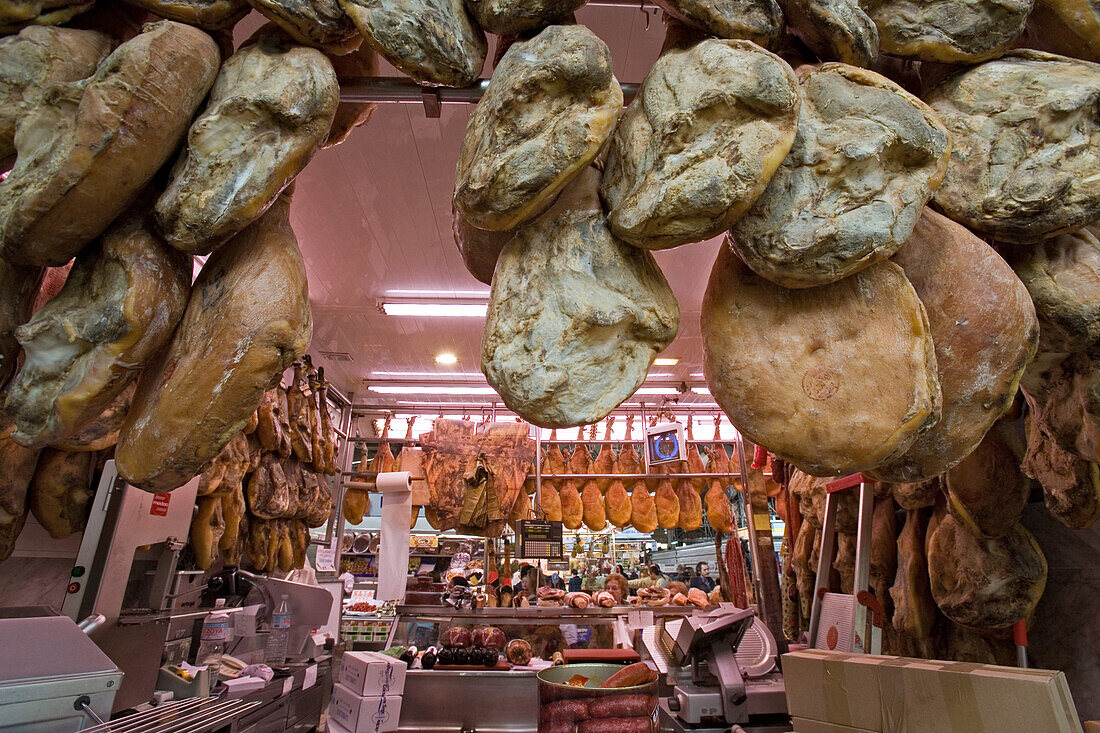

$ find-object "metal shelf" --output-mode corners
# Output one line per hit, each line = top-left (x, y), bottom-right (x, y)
(81, 698), (261, 733)
(342, 470), (744, 480)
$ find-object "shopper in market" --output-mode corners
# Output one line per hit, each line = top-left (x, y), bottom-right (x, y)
(689, 562), (717, 594)
(582, 566), (603, 593)
(567, 569), (583, 592)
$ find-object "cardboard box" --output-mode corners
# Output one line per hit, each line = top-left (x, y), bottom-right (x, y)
(338, 651), (406, 696)
(784, 649), (892, 731)
(792, 718), (877, 733)
(329, 683), (403, 733)
(783, 649), (1084, 733)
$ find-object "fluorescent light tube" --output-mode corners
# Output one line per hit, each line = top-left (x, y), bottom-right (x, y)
(368, 385), (498, 395)
(653, 358), (679, 366)
(381, 303), (487, 317)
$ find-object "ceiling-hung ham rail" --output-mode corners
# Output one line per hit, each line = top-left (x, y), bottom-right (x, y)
(338, 78), (641, 106)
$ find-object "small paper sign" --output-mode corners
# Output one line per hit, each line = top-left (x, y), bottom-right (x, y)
(316, 548), (336, 572)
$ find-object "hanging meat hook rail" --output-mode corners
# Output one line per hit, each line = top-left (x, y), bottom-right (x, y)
(338, 77), (641, 105)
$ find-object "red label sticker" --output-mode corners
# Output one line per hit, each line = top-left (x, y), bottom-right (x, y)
(150, 493), (171, 516)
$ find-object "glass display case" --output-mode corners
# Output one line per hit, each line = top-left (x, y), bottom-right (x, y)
(385, 605), (694, 732)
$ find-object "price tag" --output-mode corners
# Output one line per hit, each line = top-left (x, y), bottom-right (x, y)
(315, 548), (336, 572)
(303, 664), (318, 690)
(349, 589), (374, 605)
(282, 677), (293, 696)
(753, 514), (773, 532)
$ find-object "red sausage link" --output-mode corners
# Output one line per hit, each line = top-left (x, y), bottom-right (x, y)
(578, 716), (652, 733)
(538, 722), (574, 733)
(600, 662), (657, 688)
(587, 694), (654, 719)
(540, 699), (589, 723)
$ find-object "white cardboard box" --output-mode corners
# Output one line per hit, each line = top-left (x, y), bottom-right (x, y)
(329, 683), (403, 733)
(338, 651), (407, 696)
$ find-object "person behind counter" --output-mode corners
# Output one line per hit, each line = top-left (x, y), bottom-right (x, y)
(568, 569), (583, 593)
(603, 573), (629, 604)
(520, 565), (540, 601)
(689, 562), (716, 594)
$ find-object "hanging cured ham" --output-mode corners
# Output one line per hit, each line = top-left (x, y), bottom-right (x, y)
(540, 478), (563, 522)
(927, 515), (1048, 630)
(619, 416), (641, 475)
(543, 428), (566, 491)
(114, 192), (311, 493)
(870, 498), (898, 616)
(891, 509), (937, 640)
(605, 480), (631, 528)
(945, 422), (1030, 538)
(631, 482), (658, 533)
(567, 431), (590, 477)
(592, 417), (615, 491)
(1022, 411), (1100, 529)
(705, 479), (735, 533)
(287, 362), (314, 464)
(686, 420), (707, 493)
(655, 477), (680, 529)
(559, 481), (583, 530)
(27, 448), (96, 540)
(581, 479), (606, 531)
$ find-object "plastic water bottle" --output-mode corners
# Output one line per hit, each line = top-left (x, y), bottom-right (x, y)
(265, 595), (292, 663)
(196, 598), (230, 668)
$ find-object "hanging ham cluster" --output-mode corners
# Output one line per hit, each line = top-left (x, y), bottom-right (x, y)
(776, 414), (1061, 665)
(190, 359), (337, 572)
(537, 417), (738, 536)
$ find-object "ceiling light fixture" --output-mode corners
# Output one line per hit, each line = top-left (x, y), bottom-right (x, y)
(691, 387), (712, 395)
(385, 289), (490, 298)
(368, 385), (499, 395)
(634, 387), (680, 395)
(370, 371), (484, 379)
(654, 358), (679, 366)
(435, 352), (458, 365)
(381, 303), (487, 317)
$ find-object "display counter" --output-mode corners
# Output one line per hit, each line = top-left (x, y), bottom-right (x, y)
(383, 604), (694, 732)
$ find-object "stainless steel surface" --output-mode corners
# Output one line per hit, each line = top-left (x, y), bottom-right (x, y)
(80, 701), (107, 725)
(80, 698), (261, 733)
(732, 439), (762, 600)
(63, 462), (200, 625)
(809, 479), (875, 653)
(0, 615), (122, 732)
(79, 614), (108, 634)
(237, 571), (334, 659)
(90, 618), (170, 712)
(401, 669), (538, 732)
(852, 481), (875, 653)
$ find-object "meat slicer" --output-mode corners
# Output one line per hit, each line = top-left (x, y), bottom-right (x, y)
(647, 607), (790, 733)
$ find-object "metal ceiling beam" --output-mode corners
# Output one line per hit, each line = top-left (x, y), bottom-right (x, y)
(339, 77), (640, 104)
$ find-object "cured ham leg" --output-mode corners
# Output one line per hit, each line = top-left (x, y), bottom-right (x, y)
(592, 417), (615, 490)
(891, 509), (937, 639)
(631, 481), (658, 533)
(655, 477), (679, 528)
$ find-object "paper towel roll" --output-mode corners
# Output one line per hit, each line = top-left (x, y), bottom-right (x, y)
(377, 471), (413, 601)
(377, 471), (411, 493)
